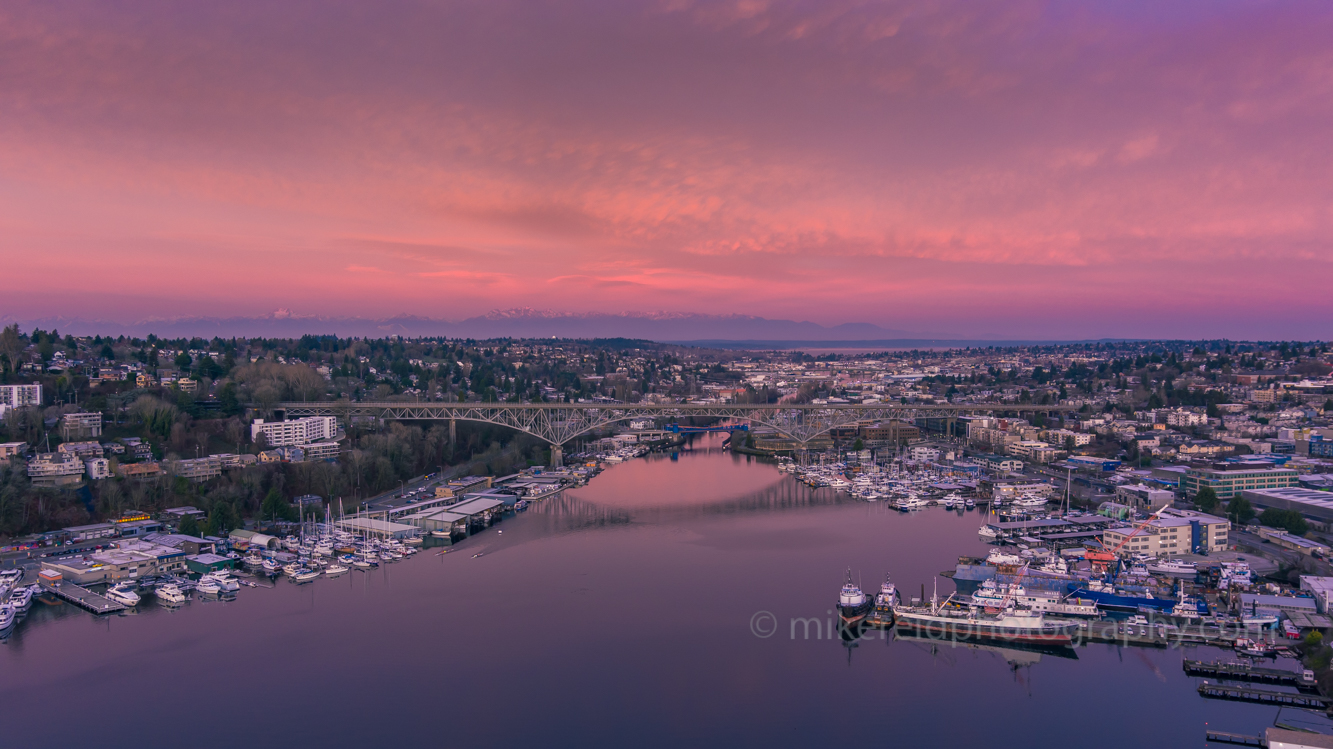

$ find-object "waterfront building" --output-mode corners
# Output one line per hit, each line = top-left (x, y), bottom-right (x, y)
(1101, 508), (1229, 557)
(40, 540), (187, 585)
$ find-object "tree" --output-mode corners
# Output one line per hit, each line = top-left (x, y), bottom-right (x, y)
(1206, 402), (1220, 418)
(1259, 508), (1309, 536)
(1227, 495), (1255, 525)
(178, 514), (201, 537)
(852, 437), (864, 451)
(205, 502), (239, 537)
(175, 351), (193, 369)
(1194, 486), (1219, 513)
(1064, 436), (1077, 452)
(260, 488), (294, 522)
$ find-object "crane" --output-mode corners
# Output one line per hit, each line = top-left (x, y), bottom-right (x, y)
(1085, 506), (1169, 572)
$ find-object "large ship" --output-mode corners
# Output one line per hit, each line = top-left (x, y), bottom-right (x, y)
(1067, 582), (1207, 615)
(895, 589), (1080, 646)
(836, 569), (874, 625)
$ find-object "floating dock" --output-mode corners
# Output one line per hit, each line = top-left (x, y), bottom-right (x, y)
(1183, 659), (1317, 690)
(1196, 681), (1328, 707)
(1203, 730), (1264, 747)
(38, 580), (125, 615)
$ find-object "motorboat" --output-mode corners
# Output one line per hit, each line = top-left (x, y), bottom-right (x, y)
(196, 579), (223, 596)
(0, 603), (14, 631)
(156, 584), (188, 605)
(293, 569), (321, 584)
(324, 564), (349, 576)
(261, 558), (282, 575)
(965, 498), (976, 509)
(978, 525), (999, 540)
(7, 584), (34, 612)
(203, 572), (240, 592)
(104, 582), (141, 607)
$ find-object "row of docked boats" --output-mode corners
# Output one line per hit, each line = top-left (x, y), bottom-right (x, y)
(242, 532), (421, 583)
(836, 570), (1084, 646)
(1, 569), (37, 635)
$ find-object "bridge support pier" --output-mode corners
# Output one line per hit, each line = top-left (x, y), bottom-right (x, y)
(449, 418), (456, 444)
(550, 444), (563, 469)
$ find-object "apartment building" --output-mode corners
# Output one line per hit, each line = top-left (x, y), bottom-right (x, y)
(61, 412), (103, 439)
(27, 452), (85, 486)
(85, 457), (111, 480)
(251, 416), (339, 447)
(172, 455), (222, 482)
(0, 383), (42, 408)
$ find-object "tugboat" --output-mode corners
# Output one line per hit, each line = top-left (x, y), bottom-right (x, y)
(865, 575), (900, 628)
(836, 569), (874, 626)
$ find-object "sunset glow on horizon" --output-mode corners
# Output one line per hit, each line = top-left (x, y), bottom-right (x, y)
(2, 0), (1331, 339)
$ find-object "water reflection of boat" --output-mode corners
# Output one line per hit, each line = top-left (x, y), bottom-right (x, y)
(894, 631), (1079, 665)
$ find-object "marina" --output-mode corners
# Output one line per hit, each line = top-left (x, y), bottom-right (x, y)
(0, 435), (1314, 747)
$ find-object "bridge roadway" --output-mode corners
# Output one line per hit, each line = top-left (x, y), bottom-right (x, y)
(275, 401), (1073, 463)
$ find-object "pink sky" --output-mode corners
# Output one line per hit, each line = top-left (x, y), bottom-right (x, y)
(1, 1), (1331, 339)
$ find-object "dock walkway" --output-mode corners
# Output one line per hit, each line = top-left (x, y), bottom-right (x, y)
(1197, 680), (1328, 707)
(1183, 659), (1317, 690)
(38, 580), (125, 615)
(1203, 730), (1264, 747)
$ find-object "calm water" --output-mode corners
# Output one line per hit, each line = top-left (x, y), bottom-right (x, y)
(0, 434), (1288, 747)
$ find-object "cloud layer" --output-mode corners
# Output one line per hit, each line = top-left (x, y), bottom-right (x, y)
(1, 0), (1330, 338)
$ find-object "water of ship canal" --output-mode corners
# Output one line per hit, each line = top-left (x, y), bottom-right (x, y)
(0, 433), (1292, 747)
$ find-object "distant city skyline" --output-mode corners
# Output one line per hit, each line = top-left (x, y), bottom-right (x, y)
(2, 1), (1331, 340)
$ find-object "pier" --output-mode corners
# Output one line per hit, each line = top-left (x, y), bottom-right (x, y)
(1203, 730), (1265, 747)
(1196, 681), (1329, 707)
(1183, 659), (1317, 690)
(38, 580), (125, 615)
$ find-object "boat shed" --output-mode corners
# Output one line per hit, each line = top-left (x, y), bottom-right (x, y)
(336, 517), (421, 539)
(446, 496), (508, 517)
(184, 553), (236, 575)
(399, 508), (469, 534)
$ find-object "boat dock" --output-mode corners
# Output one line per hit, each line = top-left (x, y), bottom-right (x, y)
(38, 580), (125, 615)
(1203, 730), (1265, 747)
(1183, 659), (1317, 690)
(1196, 681), (1329, 707)
(1075, 619), (1272, 647)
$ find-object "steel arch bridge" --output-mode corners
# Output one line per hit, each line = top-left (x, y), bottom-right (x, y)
(275, 401), (1074, 449)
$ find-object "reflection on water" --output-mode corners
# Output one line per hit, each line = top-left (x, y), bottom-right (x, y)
(0, 432), (1291, 748)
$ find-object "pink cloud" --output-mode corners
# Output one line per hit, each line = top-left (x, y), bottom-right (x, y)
(0, 1), (1330, 338)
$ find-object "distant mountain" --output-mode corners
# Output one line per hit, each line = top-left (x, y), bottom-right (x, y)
(2, 308), (931, 342)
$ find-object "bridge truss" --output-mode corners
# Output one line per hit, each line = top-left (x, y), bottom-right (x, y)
(276, 401), (1073, 448)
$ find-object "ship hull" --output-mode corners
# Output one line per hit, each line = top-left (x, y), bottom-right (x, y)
(837, 600), (874, 624)
(895, 613), (1077, 645)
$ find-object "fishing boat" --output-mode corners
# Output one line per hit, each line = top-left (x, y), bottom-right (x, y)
(835, 569), (874, 625)
(866, 575), (900, 627)
(895, 585), (1079, 646)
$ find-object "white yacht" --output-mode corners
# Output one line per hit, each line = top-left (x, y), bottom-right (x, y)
(986, 549), (1024, 567)
(293, 569), (321, 584)
(261, 558), (282, 575)
(324, 564), (349, 576)
(978, 525), (998, 540)
(0, 602), (14, 631)
(156, 584), (188, 605)
(196, 579), (223, 596)
(105, 582), (141, 607)
(1147, 558), (1198, 577)
(965, 498), (976, 509)
(206, 571), (241, 592)
(7, 584), (34, 613)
